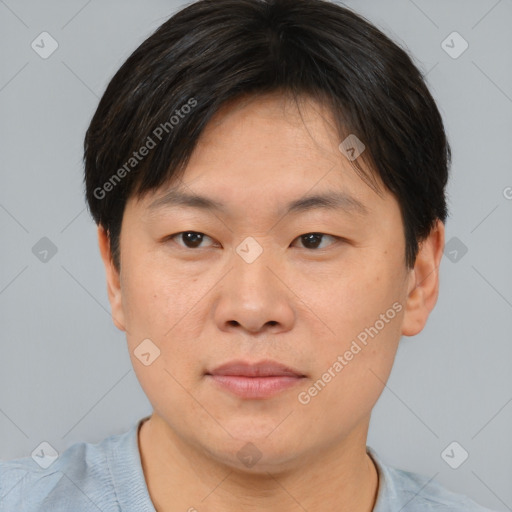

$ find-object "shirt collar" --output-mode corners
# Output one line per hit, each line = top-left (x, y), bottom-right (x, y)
(110, 417), (396, 512)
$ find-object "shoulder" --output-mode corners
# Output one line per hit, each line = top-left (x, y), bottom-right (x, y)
(0, 430), (126, 512)
(367, 447), (498, 512)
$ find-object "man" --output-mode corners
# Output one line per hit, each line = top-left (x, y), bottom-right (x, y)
(0, 0), (497, 510)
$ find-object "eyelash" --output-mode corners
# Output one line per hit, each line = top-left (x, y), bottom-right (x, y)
(165, 231), (342, 251)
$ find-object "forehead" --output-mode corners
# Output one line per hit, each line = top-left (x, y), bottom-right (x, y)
(133, 93), (393, 219)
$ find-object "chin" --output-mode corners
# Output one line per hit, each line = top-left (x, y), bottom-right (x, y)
(199, 424), (306, 473)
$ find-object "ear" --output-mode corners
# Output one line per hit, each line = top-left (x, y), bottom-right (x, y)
(401, 220), (445, 337)
(97, 225), (126, 332)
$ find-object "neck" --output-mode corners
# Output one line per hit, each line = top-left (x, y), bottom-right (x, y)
(138, 414), (379, 512)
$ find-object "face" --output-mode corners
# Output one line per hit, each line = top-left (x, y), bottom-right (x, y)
(99, 93), (443, 471)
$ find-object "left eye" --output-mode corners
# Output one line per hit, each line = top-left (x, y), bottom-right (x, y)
(167, 231), (338, 250)
(291, 232), (338, 250)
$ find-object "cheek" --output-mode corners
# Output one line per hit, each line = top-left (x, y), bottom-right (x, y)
(123, 269), (204, 416)
(298, 254), (405, 399)
(307, 258), (403, 339)
(120, 252), (196, 339)
(296, 313), (402, 442)
(121, 261), (209, 384)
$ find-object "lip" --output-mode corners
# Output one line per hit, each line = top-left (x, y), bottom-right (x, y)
(206, 360), (306, 399)
(208, 360), (305, 378)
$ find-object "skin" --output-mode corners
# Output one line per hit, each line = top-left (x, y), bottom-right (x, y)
(98, 93), (444, 512)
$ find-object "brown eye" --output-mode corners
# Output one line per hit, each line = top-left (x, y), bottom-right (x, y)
(292, 233), (338, 250)
(169, 231), (215, 249)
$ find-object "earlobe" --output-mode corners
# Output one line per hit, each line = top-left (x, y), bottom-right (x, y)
(97, 225), (126, 332)
(401, 220), (445, 337)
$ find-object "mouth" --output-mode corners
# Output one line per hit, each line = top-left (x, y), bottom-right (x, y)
(205, 360), (307, 399)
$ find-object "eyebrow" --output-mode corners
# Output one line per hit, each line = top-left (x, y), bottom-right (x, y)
(147, 188), (369, 217)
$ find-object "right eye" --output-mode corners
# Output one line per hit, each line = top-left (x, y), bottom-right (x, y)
(166, 231), (217, 249)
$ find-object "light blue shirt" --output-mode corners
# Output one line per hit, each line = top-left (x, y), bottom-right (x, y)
(0, 416), (496, 511)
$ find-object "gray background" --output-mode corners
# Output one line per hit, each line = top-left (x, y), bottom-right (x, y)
(1, 0), (511, 510)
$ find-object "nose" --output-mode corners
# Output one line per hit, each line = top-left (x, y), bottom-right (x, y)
(212, 245), (296, 336)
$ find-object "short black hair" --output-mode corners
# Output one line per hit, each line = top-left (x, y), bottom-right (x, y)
(84, 0), (451, 271)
